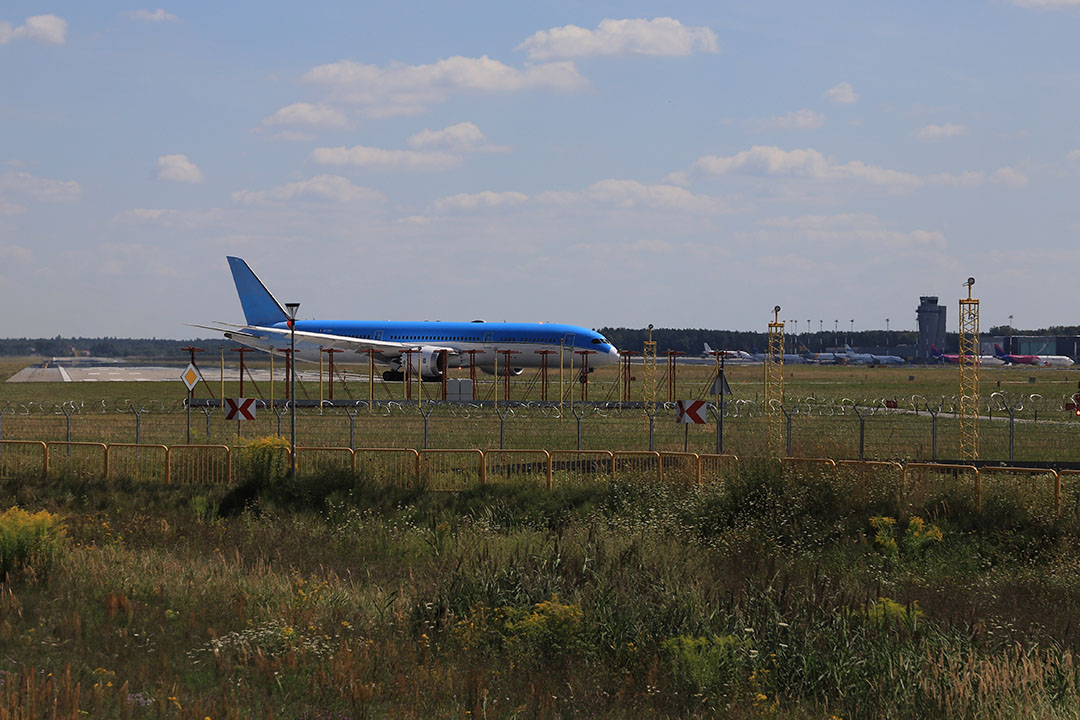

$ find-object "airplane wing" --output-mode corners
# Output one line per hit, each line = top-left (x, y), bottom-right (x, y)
(188, 322), (454, 355)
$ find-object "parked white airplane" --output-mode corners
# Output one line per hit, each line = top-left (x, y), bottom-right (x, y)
(843, 345), (905, 366)
(703, 343), (753, 361)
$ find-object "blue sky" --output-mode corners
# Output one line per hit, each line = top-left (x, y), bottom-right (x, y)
(2, 1), (1079, 338)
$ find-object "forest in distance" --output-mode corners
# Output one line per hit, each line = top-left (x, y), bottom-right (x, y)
(0, 324), (1061, 359)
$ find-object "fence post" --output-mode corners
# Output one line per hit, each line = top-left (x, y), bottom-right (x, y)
(711, 401), (724, 455)
(129, 404), (146, 445)
(274, 404), (287, 438)
(779, 405), (793, 457)
(345, 404), (361, 450)
(202, 406), (214, 441)
(924, 403), (939, 462)
(991, 392), (1015, 463)
(422, 404), (434, 449)
(61, 402), (75, 455)
(852, 405), (866, 460)
(645, 407), (656, 452)
(575, 408), (586, 451)
(497, 407), (510, 450)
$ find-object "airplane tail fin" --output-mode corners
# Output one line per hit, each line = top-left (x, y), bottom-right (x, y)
(929, 345), (943, 358)
(227, 256), (288, 326)
(703, 342), (713, 354)
(993, 343), (1006, 356)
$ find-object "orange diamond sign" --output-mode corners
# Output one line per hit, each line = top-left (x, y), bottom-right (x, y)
(181, 363), (201, 391)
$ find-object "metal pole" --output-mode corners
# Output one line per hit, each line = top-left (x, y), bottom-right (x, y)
(286, 303), (300, 478)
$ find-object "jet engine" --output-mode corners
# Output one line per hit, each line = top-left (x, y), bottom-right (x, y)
(383, 347), (456, 382)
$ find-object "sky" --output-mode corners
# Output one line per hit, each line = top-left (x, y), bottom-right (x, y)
(2, 1), (1079, 339)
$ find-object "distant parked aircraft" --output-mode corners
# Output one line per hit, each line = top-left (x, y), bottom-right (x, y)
(994, 344), (1074, 367)
(929, 345), (1006, 366)
(797, 344), (845, 364)
(703, 343), (753, 361)
(748, 345), (810, 364)
(843, 345), (905, 366)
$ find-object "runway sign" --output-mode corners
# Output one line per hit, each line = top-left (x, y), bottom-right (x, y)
(225, 397), (256, 421)
(676, 400), (707, 424)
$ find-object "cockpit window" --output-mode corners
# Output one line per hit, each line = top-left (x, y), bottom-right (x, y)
(591, 338), (606, 344)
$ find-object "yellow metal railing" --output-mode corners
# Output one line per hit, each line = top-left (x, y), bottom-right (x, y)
(7, 439), (1076, 518)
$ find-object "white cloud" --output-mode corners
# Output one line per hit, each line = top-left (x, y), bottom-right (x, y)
(0, 244), (32, 262)
(121, 208), (178, 221)
(262, 102), (348, 129)
(674, 145), (922, 188)
(0, 200), (25, 216)
(761, 109), (825, 130)
(408, 122), (506, 151)
(232, 175), (385, 206)
(517, 17), (718, 59)
(825, 82), (858, 105)
(153, 154), (204, 183)
(585, 179), (728, 211)
(927, 170), (986, 187)
(435, 191), (528, 211)
(0, 14), (67, 45)
(913, 123), (969, 140)
(0, 171), (82, 202)
(928, 167), (1028, 187)
(534, 179), (731, 213)
(989, 167), (1029, 187)
(126, 9), (179, 22)
(308, 145), (461, 172)
(303, 55), (587, 117)
(760, 213), (945, 249)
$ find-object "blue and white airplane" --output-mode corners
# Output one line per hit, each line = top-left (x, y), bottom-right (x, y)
(192, 257), (620, 381)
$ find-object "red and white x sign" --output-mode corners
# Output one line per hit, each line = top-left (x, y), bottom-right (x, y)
(225, 397), (256, 421)
(676, 400), (707, 424)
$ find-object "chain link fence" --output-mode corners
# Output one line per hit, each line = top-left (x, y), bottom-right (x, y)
(2, 393), (1079, 463)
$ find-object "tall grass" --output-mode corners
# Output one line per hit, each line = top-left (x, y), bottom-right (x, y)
(1, 462), (1080, 717)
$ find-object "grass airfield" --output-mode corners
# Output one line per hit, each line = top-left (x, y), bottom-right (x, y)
(5, 355), (1080, 716)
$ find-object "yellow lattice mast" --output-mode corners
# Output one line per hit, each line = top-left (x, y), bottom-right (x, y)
(958, 277), (980, 460)
(765, 306), (785, 450)
(643, 323), (658, 412)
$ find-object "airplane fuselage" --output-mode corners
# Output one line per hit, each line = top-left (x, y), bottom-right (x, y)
(228, 319), (620, 372)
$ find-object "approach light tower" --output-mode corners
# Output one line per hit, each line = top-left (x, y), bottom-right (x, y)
(958, 278), (980, 461)
(643, 324), (658, 412)
(765, 306), (785, 451)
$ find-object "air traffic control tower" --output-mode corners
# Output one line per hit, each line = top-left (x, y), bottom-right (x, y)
(916, 296), (947, 363)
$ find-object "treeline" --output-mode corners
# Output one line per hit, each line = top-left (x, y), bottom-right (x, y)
(598, 328), (920, 355)
(0, 337), (233, 359)
(0, 326), (1065, 359)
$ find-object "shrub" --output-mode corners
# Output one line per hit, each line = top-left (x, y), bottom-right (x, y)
(0, 506), (66, 579)
(662, 633), (750, 699)
(236, 435), (291, 485)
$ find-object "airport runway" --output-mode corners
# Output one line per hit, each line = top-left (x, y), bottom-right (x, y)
(6, 364), (328, 383)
